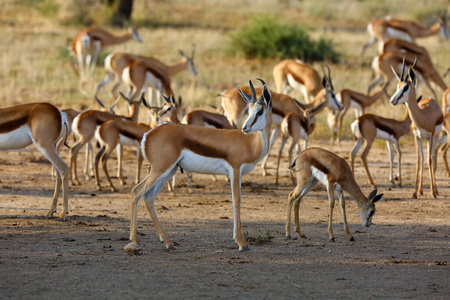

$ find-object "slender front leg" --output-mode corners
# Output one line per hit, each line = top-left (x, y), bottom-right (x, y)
(230, 169), (248, 251)
(116, 144), (126, 185)
(335, 184), (354, 241)
(427, 135), (439, 198)
(392, 140), (402, 186)
(261, 126), (280, 176)
(386, 141), (395, 187)
(350, 138), (364, 175)
(327, 182), (336, 242)
(275, 137), (288, 185)
(413, 136), (423, 198)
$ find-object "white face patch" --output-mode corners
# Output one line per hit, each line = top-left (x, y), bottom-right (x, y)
(390, 83), (410, 106)
(241, 103), (265, 134)
(0, 125), (33, 150)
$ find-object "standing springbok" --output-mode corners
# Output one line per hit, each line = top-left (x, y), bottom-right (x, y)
(96, 46), (197, 98)
(286, 147), (383, 241)
(124, 79), (272, 253)
(361, 14), (449, 56)
(69, 93), (146, 185)
(440, 112), (450, 177)
(275, 101), (326, 185)
(272, 59), (322, 103)
(0, 103), (70, 220)
(350, 111), (411, 188)
(70, 26), (142, 91)
(328, 87), (384, 146)
(390, 57), (444, 198)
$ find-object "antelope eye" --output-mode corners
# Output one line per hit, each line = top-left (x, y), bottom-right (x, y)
(368, 210), (375, 217)
(403, 85), (409, 92)
(256, 109), (264, 117)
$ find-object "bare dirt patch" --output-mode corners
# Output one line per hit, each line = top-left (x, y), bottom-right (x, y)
(0, 140), (449, 299)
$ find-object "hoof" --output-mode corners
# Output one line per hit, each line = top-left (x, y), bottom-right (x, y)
(411, 193), (417, 199)
(167, 245), (177, 250)
(349, 236), (355, 242)
(239, 246), (250, 252)
(329, 237), (335, 242)
(124, 242), (141, 253)
(285, 235), (291, 240)
(299, 235), (307, 239)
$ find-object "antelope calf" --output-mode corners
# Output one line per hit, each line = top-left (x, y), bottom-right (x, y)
(350, 112), (411, 188)
(0, 103), (70, 219)
(287, 148), (383, 242)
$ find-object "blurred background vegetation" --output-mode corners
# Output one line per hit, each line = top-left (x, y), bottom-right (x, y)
(1, 0), (449, 141)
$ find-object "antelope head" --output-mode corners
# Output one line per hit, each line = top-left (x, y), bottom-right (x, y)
(237, 79), (272, 134)
(179, 44), (198, 76)
(390, 56), (418, 106)
(359, 189), (383, 228)
(322, 65), (344, 111)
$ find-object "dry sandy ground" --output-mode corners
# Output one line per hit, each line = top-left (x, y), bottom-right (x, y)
(0, 139), (449, 299)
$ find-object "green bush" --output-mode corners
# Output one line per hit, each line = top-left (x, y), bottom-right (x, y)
(226, 16), (339, 62)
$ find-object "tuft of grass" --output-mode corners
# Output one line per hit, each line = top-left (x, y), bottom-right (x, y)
(226, 16), (339, 63)
(244, 230), (275, 245)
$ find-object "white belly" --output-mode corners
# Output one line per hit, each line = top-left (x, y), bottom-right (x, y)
(144, 72), (163, 91)
(311, 166), (329, 188)
(178, 149), (230, 175)
(385, 28), (413, 42)
(287, 74), (308, 101)
(272, 114), (283, 126)
(119, 134), (139, 147)
(0, 125), (33, 150)
(350, 100), (363, 117)
(375, 129), (395, 143)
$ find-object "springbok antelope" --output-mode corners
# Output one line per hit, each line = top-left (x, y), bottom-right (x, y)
(260, 69), (343, 176)
(328, 87), (384, 146)
(96, 46), (197, 98)
(94, 95), (179, 191)
(123, 79), (272, 253)
(381, 38), (429, 56)
(273, 59), (322, 103)
(287, 148), (383, 241)
(361, 14), (449, 56)
(275, 101), (326, 185)
(369, 52), (448, 99)
(69, 93), (146, 185)
(70, 26), (142, 91)
(350, 111), (411, 188)
(0, 103), (70, 220)
(390, 57), (444, 198)
(122, 60), (173, 105)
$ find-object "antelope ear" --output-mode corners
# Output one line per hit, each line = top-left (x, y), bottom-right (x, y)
(142, 95), (151, 109)
(312, 100), (327, 114)
(368, 188), (378, 201)
(391, 65), (402, 81)
(162, 94), (171, 104)
(371, 193), (384, 204)
(409, 68), (417, 87)
(294, 99), (307, 111)
(235, 84), (252, 104)
(119, 92), (132, 105)
(257, 78), (272, 108)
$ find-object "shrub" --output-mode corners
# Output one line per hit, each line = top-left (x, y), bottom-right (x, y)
(226, 16), (339, 63)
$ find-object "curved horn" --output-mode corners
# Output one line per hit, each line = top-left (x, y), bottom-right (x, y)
(400, 56), (406, 81)
(95, 95), (106, 108)
(162, 94), (171, 104)
(249, 80), (257, 103)
(411, 56), (418, 70)
(325, 65), (334, 90)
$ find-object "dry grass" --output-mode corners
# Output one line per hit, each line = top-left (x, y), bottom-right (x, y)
(1, 0), (449, 135)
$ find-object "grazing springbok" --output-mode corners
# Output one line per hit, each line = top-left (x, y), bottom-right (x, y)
(390, 57), (444, 198)
(272, 59), (322, 103)
(361, 14), (449, 56)
(70, 26), (142, 91)
(328, 87), (384, 146)
(69, 93), (146, 185)
(275, 101), (326, 185)
(287, 147), (383, 242)
(350, 111), (411, 188)
(124, 79), (272, 253)
(0, 103), (70, 220)
(96, 46), (197, 99)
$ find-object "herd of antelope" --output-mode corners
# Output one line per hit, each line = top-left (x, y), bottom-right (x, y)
(1, 14), (449, 253)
